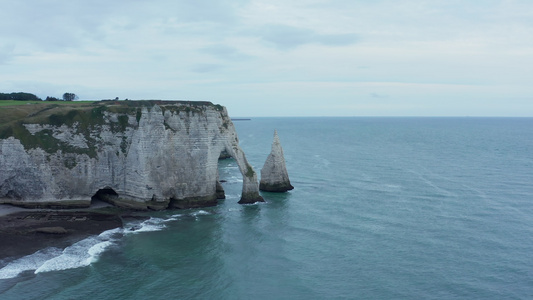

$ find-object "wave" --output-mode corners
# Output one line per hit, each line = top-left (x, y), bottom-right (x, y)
(221, 175), (243, 183)
(0, 228), (121, 279)
(191, 210), (211, 221)
(35, 227), (123, 274)
(241, 201), (266, 206)
(0, 217), (169, 279)
(191, 210), (210, 217)
(0, 247), (62, 279)
(125, 217), (168, 234)
(0, 210), (214, 279)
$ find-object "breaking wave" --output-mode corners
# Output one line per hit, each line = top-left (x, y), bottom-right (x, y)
(0, 210), (213, 279)
(0, 248), (62, 279)
(191, 210), (210, 217)
(125, 217), (168, 234)
(0, 228), (122, 279)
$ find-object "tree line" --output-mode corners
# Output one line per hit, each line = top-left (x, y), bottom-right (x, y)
(0, 92), (78, 101)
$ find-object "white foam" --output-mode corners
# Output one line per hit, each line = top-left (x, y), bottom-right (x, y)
(87, 241), (113, 259)
(228, 176), (243, 183)
(162, 214), (182, 222)
(242, 201), (266, 206)
(191, 210), (210, 217)
(97, 227), (122, 240)
(190, 210), (211, 221)
(35, 229), (119, 274)
(0, 248), (62, 279)
(131, 223), (165, 233)
(0, 227), (123, 279)
(125, 217), (167, 234)
(0, 215), (182, 279)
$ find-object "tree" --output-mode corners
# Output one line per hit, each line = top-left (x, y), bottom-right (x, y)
(62, 92), (78, 101)
(0, 92), (41, 101)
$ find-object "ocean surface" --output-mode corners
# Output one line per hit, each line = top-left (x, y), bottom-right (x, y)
(1, 117), (533, 299)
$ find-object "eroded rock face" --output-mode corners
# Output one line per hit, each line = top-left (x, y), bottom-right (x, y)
(0, 101), (263, 209)
(260, 130), (294, 192)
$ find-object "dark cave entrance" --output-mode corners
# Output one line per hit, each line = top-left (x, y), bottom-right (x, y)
(91, 187), (119, 206)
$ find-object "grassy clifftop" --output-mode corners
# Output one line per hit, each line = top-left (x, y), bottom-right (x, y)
(0, 100), (221, 127)
(0, 100), (223, 157)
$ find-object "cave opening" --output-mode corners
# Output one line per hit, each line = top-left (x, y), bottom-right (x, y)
(91, 187), (119, 206)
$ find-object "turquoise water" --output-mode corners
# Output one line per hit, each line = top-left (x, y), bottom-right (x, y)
(1, 117), (533, 299)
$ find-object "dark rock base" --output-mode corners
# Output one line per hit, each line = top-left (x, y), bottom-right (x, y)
(238, 192), (265, 204)
(0, 200), (91, 209)
(168, 195), (218, 209)
(259, 182), (294, 192)
(216, 180), (226, 199)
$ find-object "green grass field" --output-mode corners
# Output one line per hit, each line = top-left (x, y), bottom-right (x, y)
(0, 100), (43, 107)
(0, 100), (95, 107)
(0, 100), (215, 129)
(0, 101), (99, 128)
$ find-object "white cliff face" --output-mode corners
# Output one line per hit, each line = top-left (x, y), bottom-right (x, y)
(260, 130), (294, 192)
(0, 102), (263, 209)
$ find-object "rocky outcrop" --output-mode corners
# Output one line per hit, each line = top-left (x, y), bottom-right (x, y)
(260, 130), (294, 192)
(0, 101), (263, 209)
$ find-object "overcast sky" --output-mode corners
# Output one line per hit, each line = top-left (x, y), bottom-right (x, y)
(1, 0), (532, 116)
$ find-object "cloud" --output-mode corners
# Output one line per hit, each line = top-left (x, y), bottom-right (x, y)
(164, 0), (247, 24)
(254, 24), (358, 50)
(0, 1), (128, 52)
(1, 1), (532, 116)
(190, 63), (223, 73)
(200, 44), (252, 61)
(0, 44), (15, 64)
(370, 92), (389, 99)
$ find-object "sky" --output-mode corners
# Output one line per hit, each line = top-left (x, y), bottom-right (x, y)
(1, 0), (532, 117)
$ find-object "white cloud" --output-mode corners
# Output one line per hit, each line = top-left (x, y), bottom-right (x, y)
(0, 0), (532, 116)
(200, 44), (252, 61)
(250, 24), (358, 50)
(0, 44), (15, 64)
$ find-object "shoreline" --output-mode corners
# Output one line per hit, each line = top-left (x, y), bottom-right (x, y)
(0, 203), (126, 262)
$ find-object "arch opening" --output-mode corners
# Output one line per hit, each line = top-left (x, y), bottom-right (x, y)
(216, 150), (232, 200)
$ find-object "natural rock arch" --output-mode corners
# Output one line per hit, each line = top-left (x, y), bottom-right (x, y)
(0, 101), (264, 209)
(221, 144), (264, 204)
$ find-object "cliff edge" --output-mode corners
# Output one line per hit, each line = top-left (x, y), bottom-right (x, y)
(0, 100), (263, 209)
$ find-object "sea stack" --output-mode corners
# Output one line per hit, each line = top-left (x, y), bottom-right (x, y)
(260, 130), (294, 192)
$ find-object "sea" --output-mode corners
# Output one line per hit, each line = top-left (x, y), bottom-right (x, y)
(1, 117), (532, 299)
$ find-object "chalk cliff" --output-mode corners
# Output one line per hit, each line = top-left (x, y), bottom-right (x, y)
(0, 101), (264, 209)
(260, 130), (294, 192)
